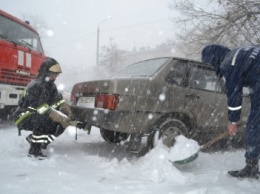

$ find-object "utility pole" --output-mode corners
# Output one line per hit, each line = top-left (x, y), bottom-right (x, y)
(96, 16), (111, 66)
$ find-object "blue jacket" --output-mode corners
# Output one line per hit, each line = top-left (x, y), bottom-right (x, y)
(220, 46), (260, 122)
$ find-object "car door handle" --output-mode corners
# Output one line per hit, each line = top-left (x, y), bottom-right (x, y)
(185, 94), (200, 100)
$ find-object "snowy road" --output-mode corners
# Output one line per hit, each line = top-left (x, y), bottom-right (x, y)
(0, 121), (259, 194)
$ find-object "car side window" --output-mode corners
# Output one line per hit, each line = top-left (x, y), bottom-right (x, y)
(165, 62), (187, 86)
(188, 64), (223, 93)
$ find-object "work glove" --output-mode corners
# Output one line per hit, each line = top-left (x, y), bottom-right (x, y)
(49, 107), (70, 128)
(59, 102), (75, 120)
(227, 122), (238, 136)
(49, 106), (86, 129)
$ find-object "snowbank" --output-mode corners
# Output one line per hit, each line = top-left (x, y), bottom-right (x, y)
(169, 135), (200, 161)
(0, 124), (259, 194)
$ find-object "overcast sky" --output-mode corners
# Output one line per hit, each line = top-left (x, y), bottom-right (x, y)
(1, 0), (211, 86)
(1, 0), (177, 67)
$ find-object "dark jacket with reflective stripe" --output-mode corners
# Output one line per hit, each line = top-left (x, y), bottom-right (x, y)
(220, 46), (260, 122)
(18, 76), (62, 109)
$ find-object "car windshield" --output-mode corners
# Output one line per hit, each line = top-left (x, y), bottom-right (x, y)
(113, 58), (170, 78)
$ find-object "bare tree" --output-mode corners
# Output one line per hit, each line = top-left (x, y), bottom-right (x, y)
(99, 37), (125, 76)
(170, 0), (260, 58)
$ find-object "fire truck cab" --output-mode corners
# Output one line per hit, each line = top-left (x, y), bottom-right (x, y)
(0, 9), (46, 119)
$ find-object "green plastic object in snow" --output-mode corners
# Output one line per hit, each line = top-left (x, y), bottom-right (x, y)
(169, 131), (230, 165)
(171, 152), (199, 164)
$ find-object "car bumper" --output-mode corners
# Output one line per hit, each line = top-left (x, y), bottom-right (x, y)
(71, 106), (161, 134)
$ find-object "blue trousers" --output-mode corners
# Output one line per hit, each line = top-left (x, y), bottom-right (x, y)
(245, 81), (260, 160)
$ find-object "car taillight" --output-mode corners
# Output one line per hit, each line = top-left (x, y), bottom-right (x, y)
(95, 94), (119, 110)
(70, 94), (78, 105)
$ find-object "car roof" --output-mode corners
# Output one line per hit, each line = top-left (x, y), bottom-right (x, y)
(133, 56), (214, 70)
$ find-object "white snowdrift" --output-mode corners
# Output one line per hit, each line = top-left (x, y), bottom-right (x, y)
(0, 123), (259, 194)
(169, 135), (200, 161)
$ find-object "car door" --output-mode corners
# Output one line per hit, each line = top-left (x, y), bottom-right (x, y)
(161, 59), (188, 113)
(184, 62), (228, 131)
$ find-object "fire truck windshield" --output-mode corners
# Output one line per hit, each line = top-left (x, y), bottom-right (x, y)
(0, 15), (44, 53)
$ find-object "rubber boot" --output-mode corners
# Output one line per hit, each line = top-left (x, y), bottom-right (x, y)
(41, 125), (64, 150)
(26, 134), (32, 144)
(28, 143), (47, 160)
(228, 159), (259, 179)
(41, 142), (50, 150)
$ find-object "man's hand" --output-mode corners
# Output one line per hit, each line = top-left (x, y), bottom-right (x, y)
(227, 122), (238, 135)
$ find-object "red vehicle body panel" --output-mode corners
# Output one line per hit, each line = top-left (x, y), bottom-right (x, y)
(0, 9), (46, 117)
(0, 9), (46, 86)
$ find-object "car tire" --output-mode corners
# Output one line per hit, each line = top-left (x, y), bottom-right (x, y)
(147, 116), (189, 149)
(100, 128), (130, 143)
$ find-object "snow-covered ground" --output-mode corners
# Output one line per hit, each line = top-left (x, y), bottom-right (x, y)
(0, 121), (259, 194)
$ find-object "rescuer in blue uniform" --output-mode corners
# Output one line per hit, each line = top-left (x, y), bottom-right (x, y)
(202, 44), (260, 179)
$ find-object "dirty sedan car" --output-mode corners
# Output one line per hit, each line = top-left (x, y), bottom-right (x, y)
(70, 57), (250, 151)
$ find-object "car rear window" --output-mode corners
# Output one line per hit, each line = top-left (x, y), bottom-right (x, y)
(113, 58), (169, 78)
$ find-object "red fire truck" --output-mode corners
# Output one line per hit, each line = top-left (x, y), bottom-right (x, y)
(0, 9), (46, 119)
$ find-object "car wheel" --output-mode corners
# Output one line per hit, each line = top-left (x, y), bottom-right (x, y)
(148, 116), (189, 149)
(100, 129), (130, 143)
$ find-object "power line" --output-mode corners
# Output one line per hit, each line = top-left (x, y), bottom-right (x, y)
(45, 31), (97, 49)
(45, 18), (171, 49)
(102, 18), (171, 32)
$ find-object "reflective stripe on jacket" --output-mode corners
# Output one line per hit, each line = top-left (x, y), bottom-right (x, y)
(15, 99), (65, 125)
